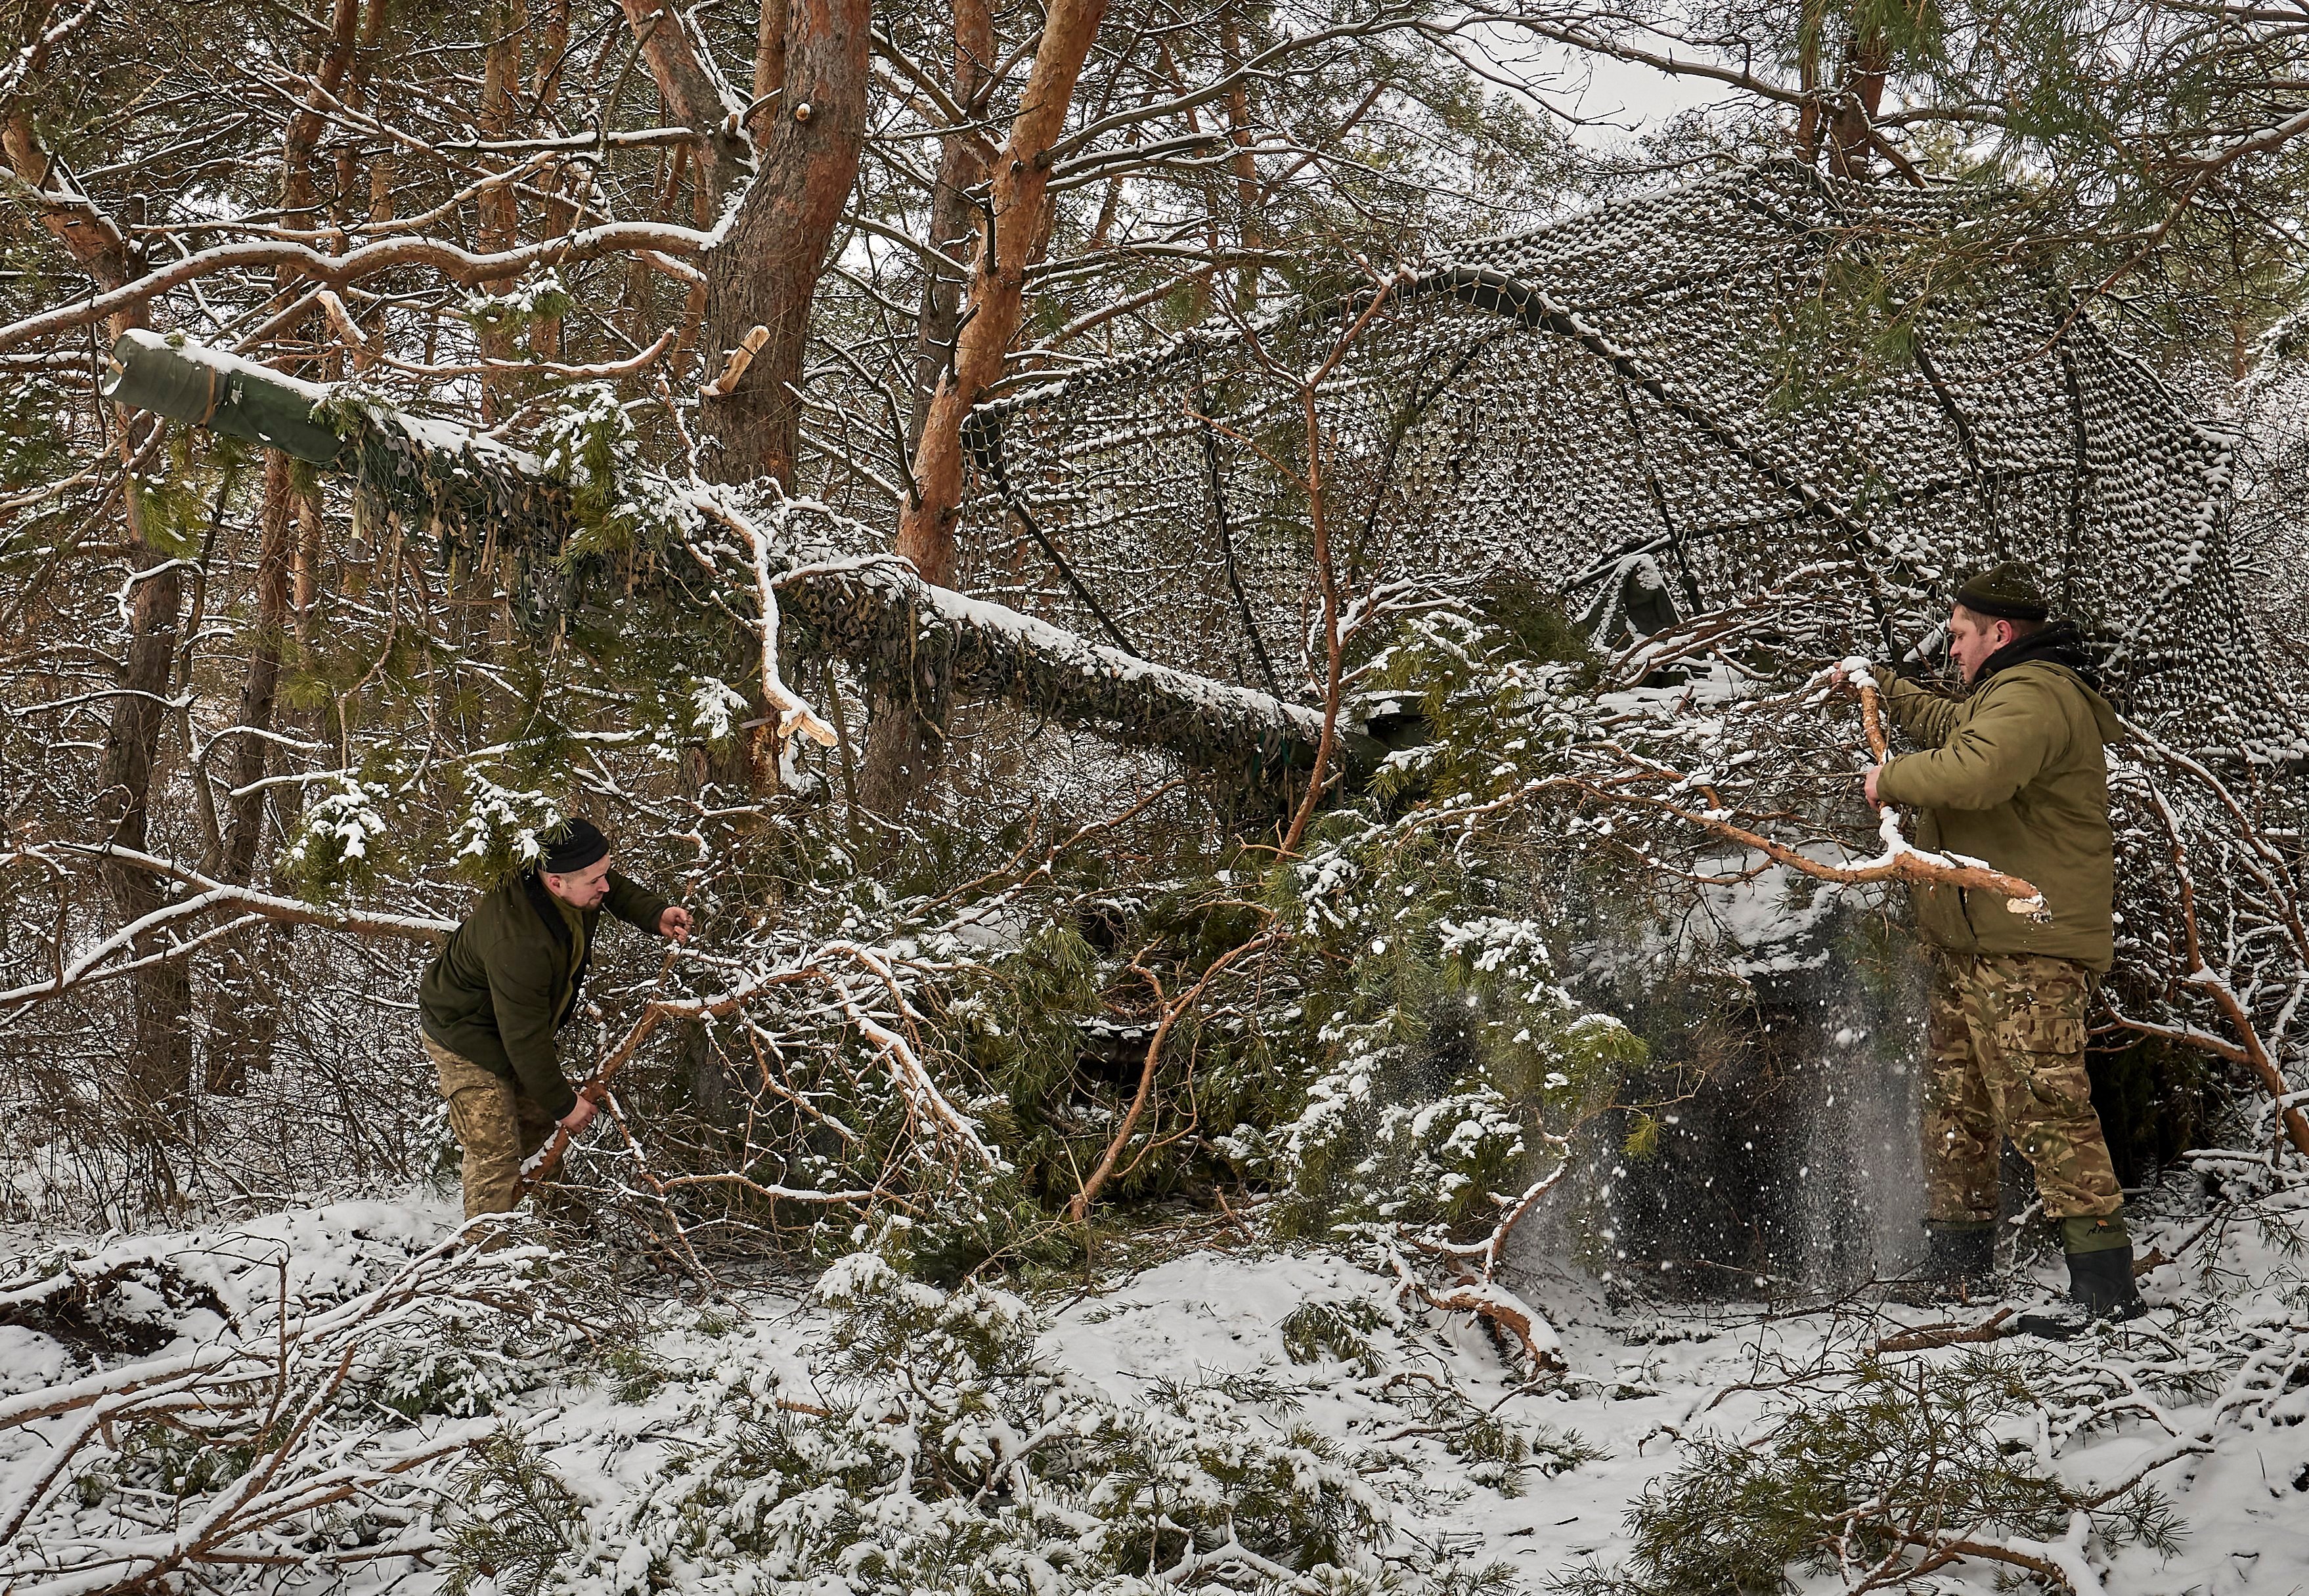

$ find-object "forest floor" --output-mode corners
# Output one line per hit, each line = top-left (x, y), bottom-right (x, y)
(2, 1188), (2306, 1595)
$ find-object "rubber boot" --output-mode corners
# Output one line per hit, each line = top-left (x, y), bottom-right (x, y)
(2016, 1226), (2147, 1339)
(1888, 1222), (1994, 1305)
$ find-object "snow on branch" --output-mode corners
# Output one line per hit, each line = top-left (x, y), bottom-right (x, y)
(0, 842), (454, 1014)
(5, 223), (719, 355)
(0, 1233), (563, 1595)
(108, 333), (1321, 780)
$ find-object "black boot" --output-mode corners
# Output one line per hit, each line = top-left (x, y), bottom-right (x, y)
(1888, 1224), (1994, 1305)
(2015, 1245), (2147, 1339)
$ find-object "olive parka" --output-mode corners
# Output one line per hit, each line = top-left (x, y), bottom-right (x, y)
(418, 869), (671, 1118)
(1875, 634), (2126, 972)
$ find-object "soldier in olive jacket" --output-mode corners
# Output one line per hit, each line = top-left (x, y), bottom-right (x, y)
(1841, 563), (2143, 1337)
(418, 819), (691, 1220)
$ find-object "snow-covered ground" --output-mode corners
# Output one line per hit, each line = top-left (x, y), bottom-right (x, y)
(4, 1192), (2308, 1594)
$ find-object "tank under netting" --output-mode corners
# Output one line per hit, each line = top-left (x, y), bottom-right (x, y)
(957, 158), (2308, 764)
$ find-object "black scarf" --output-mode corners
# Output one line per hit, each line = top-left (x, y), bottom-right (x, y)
(1976, 619), (2103, 695)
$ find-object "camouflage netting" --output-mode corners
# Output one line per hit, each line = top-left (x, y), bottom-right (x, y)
(960, 158), (2309, 764)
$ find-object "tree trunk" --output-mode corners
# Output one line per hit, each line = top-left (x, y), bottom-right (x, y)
(1220, 7), (1262, 312)
(476, 0), (524, 421)
(906, 0), (994, 450)
(865, 0), (1111, 817)
(204, 454), (301, 1095)
(617, 0), (749, 203)
(8, 83), (196, 1162)
(532, 0), (574, 358)
(201, 0), (371, 1093)
(862, 0), (998, 823)
(97, 482), (194, 1123)
(693, 0), (871, 490)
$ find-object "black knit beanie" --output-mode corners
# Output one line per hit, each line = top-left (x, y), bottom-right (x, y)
(539, 817), (610, 874)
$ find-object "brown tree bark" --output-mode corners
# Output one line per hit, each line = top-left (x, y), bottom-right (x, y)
(202, 0), (370, 1092)
(475, 0), (525, 422)
(693, 0), (871, 490)
(531, 0), (574, 358)
(617, 0), (750, 204)
(863, 0), (1111, 817)
(204, 456), (301, 1095)
(7, 67), (196, 1142)
(859, 0), (998, 823)
(906, 0), (994, 450)
(894, 0), (1112, 575)
(1219, 7), (1262, 311)
(2, 116), (140, 295)
(96, 464), (194, 1128)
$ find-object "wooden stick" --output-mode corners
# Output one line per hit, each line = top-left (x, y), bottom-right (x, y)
(1066, 927), (1279, 1222)
(1868, 1307), (2014, 1355)
(699, 323), (770, 398)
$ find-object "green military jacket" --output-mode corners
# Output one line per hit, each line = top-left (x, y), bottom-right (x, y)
(1876, 653), (2126, 972)
(418, 869), (671, 1117)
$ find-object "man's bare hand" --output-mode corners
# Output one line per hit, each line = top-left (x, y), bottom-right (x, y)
(559, 1097), (598, 1136)
(1863, 764), (1883, 807)
(659, 905), (693, 943)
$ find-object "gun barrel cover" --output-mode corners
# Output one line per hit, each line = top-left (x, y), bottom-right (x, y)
(102, 330), (346, 464)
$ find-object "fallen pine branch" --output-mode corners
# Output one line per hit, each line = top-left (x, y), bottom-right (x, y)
(1386, 1250), (1564, 1371)
(1868, 1307), (2015, 1355)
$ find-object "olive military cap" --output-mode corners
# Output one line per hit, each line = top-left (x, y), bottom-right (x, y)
(1955, 561), (2050, 623)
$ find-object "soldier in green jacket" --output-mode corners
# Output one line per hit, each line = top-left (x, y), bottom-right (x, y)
(1839, 563), (2144, 1337)
(418, 818), (692, 1220)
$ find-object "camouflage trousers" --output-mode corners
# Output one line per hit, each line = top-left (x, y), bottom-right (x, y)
(426, 1035), (556, 1220)
(1923, 951), (2124, 1224)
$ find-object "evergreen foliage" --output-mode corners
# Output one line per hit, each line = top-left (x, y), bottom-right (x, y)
(1552, 1350), (2186, 1595)
(577, 1249), (1542, 1596)
(442, 1430), (588, 1596)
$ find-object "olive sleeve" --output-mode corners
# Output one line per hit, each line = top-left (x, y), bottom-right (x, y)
(1876, 677), (2067, 813)
(1880, 674), (1961, 748)
(603, 869), (672, 936)
(485, 939), (578, 1119)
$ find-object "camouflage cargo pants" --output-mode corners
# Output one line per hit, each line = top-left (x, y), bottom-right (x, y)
(426, 1035), (557, 1219)
(1923, 951), (2124, 1224)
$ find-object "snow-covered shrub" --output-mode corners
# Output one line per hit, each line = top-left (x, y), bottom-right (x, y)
(1272, 811), (1643, 1251)
(448, 771), (569, 880)
(1265, 596), (1655, 1255)
(577, 1253), (1520, 1596)
(1552, 1350), (2184, 1595)
(364, 1312), (541, 1418)
(456, 270), (573, 337)
(1089, 1368), (1383, 1577)
(1280, 1297), (1391, 1375)
(276, 773), (393, 894)
(441, 1429), (588, 1596)
(529, 381), (699, 555)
